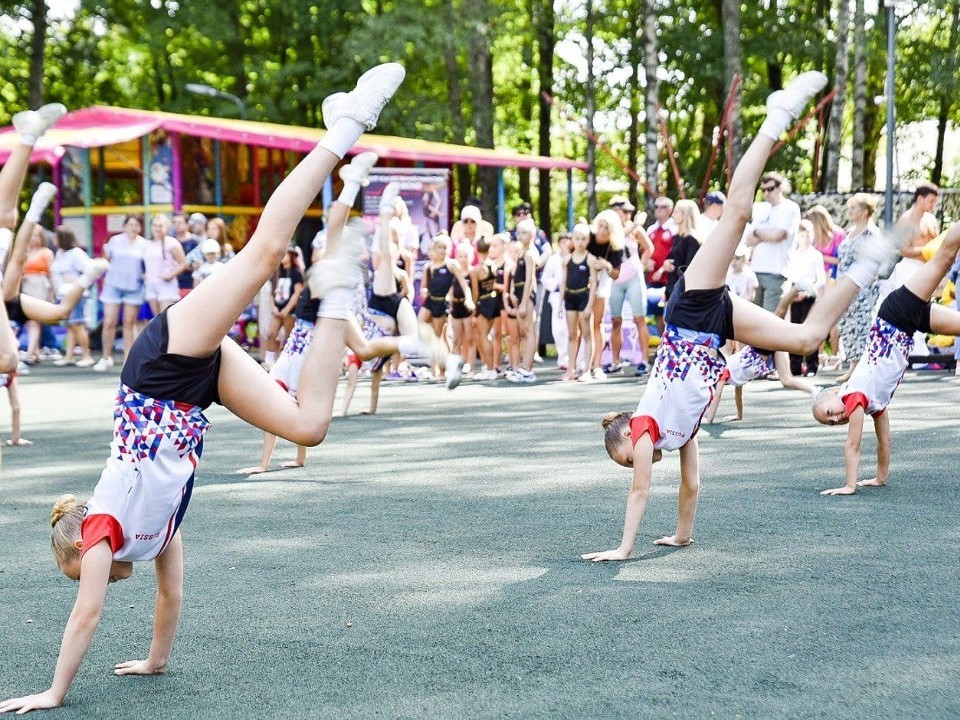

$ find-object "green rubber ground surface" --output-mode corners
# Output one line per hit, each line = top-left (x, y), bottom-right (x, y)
(2, 364), (958, 719)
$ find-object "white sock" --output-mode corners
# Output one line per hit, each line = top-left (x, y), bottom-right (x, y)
(844, 257), (881, 289)
(318, 118), (366, 159)
(317, 287), (354, 320)
(264, 351), (277, 365)
(338, 180), (361, 206)
(397, 334), (421, 357)
(758, 107), (794, 141)
(25, 192), (54, 224)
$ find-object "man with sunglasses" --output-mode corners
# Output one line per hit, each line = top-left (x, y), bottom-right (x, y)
(745, 172), (801, 312)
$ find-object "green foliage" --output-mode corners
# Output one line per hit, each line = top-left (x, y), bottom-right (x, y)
(0, 0), (952, 228)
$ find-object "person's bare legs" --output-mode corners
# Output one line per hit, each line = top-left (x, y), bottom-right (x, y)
(99, 302), (120, 362)
(5, 380), (29, 445)
(903, 223), (960, 303)
(2, 184), (57, 300)
(565, 310), (580, 378)
(17, 260), (108, 323)
(120, 302), (140, 360)
(655, 437), (699, 547)
(341, 362), (359, 416)
(589, 295), (604, 369)
(611, 316), (623, 365)
(236, 433), (279, 475)
(772, 352), (818, 394)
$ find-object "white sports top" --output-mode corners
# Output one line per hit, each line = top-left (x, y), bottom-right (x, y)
(633, 326), (726, 451)
(840, 317), (912, 416)
(723, 346), (773, 387)
(82, 385), (210, 562)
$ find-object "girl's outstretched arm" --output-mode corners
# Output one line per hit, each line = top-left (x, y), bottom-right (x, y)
(0, 541), (113, 714)
(115, 533), (184, 676)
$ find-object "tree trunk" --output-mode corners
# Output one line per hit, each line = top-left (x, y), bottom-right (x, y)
(535, 0), (555, 235)
(643, 0), (659, 205)
(446, 0), (473, 206)
(28, 0), (47, 107)
(721, 0), (743, 167)
(850, 0), (867, 188)
(824, 0), (852, 192)
(862, 4), (886, 189)
(518, 27), (534, 203)
(933, 0), (960, 186)
(585, 0), (597, 220)
(466, 0), (498, 218)
(626, 0), (641, 207)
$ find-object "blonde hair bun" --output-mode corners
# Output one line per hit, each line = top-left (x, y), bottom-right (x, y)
(51, 494), (80, 527)
(601, 411), (627, 429)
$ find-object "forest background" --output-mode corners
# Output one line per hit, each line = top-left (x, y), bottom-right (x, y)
(0, 0), (955, 235)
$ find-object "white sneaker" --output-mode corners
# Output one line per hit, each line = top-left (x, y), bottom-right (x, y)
(80, 257), (110, 286)
(855, 229), (902, 280)
(461, 363), (472, 375)
(322, 63), (406, 131)
(379, 181), (401, 215)
(445, 354), (464, 390)
(31, 182), (57, 211)
(519, 369), (537, 384)
(339, 151), (379, 186)
(592, 367), (607, 381)
(75, 357), (95, 368)
(577, 371), (593, 384)
(12, 102), (67, 141)
(505, 370), (522, 383)
(766, 71), (828, 120)
(92, 357), (114, 372)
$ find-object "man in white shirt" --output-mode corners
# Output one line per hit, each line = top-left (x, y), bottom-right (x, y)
(699, 191), (725, 239)
(745, 172), (801, 312)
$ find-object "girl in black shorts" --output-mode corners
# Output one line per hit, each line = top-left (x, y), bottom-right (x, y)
(418, 234), (472, 379)
(504, 221), (538, 383)
(450, 242), (476, 376)
(561, 224), (599, 382)
(472, 235), (505, 380)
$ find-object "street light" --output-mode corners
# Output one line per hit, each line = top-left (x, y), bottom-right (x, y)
(185, 83), (248, 120)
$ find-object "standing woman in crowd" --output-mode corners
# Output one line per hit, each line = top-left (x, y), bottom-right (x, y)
(51, 226), (95, 368)
(806, 204), (844, 369)
(19, 226), (55, 364)
(472, 234), (505, 379)
(608, 214), (654, 376)
(586, 210), (626, 381)
(663, 199), (703, 301)
(206, 217), (235, 260)
(143, 214), (185, 317)
(561, 223), (598, 382)
(504, 220), (539, 383)
(94, 215), (146, 372)
(450, 242), (476, 376)
(835, 194), (882, 383)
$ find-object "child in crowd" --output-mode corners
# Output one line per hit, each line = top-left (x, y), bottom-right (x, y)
(814, 222), (960, 495)
(471, 235), (506, 380)
(560, 223), (599, 383)
(725, 244), (758, 302)
(504, 220), (539, 383)
(0, 63), (406, 715)
(192, 238), (223, 285)
(584, 71), (898, 561)
(0, 369), (29, 446)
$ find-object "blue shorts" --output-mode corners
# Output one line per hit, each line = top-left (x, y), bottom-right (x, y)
(609, 274), (647, 319)
(100, 283), (145, 306)
(64, 296), (87, 325)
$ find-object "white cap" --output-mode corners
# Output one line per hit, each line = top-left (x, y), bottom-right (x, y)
(200, 238), (221, 255)
(460, 205), (482, 223)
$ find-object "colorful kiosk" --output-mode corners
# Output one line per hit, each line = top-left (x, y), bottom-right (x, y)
(0, 106), (586, 253)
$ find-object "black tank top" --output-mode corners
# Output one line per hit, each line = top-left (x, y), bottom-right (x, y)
(512, 257), (528, 298)
(295, 285), (321, 324)
(478, 259), (497, 298)
(565, 255), (590, 292)
(426, 264), (454, 300)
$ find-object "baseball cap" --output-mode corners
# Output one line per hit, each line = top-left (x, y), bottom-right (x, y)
(188, 212), (208, 227)
(461, 205), (482, 223)
(200, 238), (220, 255)
(608, 195), (636, 212)
(705, 191), (727, 206)
(733, 242), (750, 258)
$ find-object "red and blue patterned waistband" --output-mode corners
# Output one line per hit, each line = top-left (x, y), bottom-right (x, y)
(664, 324), (722, 351)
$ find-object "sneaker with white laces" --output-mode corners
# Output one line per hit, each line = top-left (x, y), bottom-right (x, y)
(92, 356), (114, 372)
(766, 72), (828, 120)
(445, 354), (464, 390)
(322, 63), (406, 132)
(339, 151), (379, 186)
(12, 103), (67, 142)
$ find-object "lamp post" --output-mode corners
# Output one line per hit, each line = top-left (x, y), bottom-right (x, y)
(185, 83), (248, 120)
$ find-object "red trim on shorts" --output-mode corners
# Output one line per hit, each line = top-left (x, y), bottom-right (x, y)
(274, 379), (289, 392)
(719, 368), (731, 383)
(629, 415), (661, 447)
(81, 514), (124, 556)
(842, 391), (868, 417)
